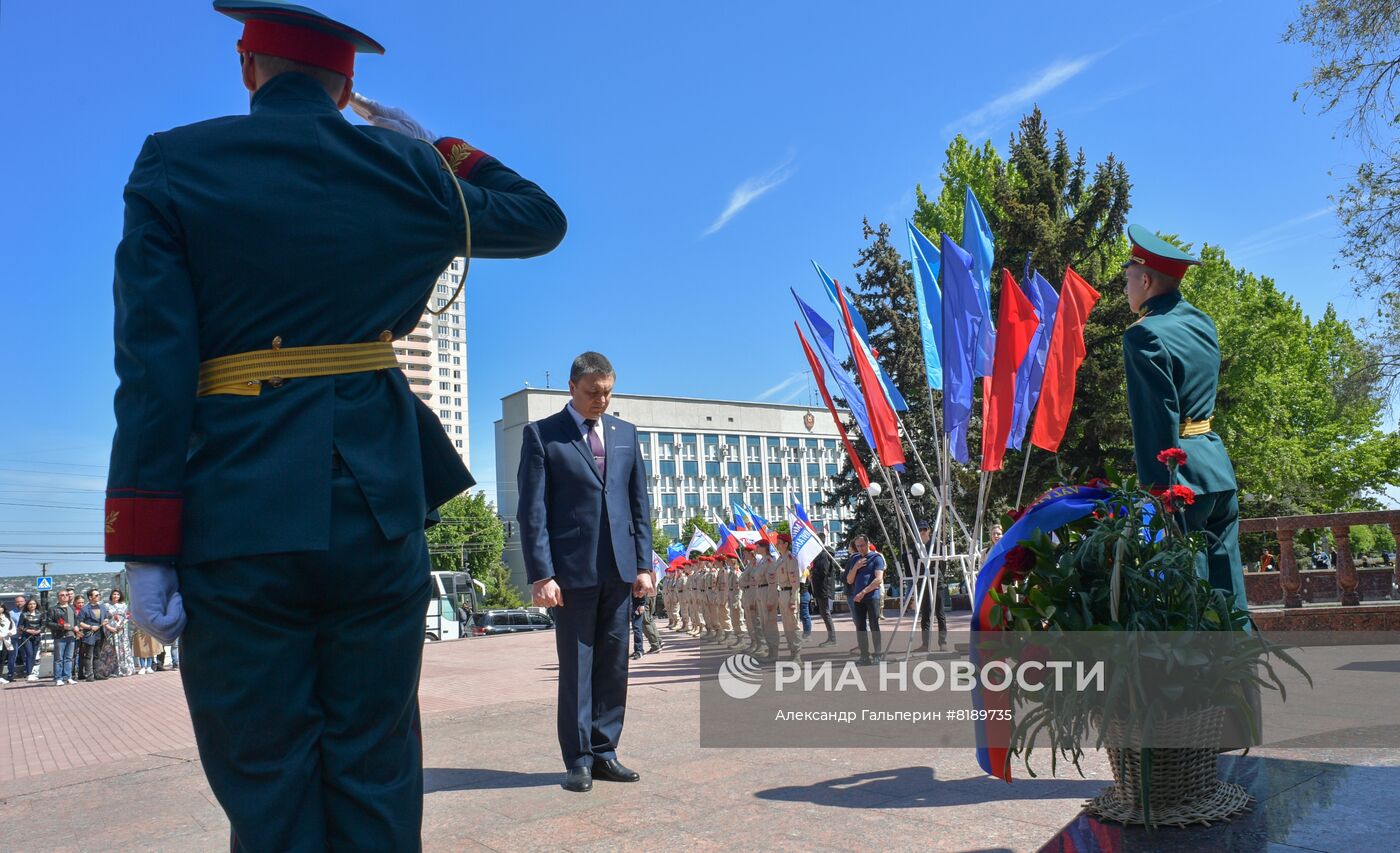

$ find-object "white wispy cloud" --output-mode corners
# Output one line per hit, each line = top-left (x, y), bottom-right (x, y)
(755, 371), (807, 403)
(1231, 206), (1334, 258)
(703, 152), (797, 236)
(944, 53), (1106, 139)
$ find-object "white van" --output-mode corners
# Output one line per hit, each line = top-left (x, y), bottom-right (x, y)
(425, 570), (484, 642)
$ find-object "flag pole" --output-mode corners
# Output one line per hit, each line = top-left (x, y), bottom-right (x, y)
(1014, 445), (1033, 509)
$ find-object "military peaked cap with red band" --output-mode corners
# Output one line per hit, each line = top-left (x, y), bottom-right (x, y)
(215, 0), (384, 78)
(1123, 224), (1200, 280)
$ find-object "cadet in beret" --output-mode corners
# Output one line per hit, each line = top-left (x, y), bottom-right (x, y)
(1122, 225), (1246, 612)
(105, 2), (565, 849)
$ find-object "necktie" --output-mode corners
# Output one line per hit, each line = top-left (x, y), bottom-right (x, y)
(582, 419), (606, 478)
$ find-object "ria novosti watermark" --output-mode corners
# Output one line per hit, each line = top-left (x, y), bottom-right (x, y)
(699, 630), (1400, 750)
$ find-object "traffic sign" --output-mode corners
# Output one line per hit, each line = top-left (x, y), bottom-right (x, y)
(35, 576), (53, 590)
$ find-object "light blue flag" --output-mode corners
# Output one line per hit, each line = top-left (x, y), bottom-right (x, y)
(907, 221), (943, 390)
(812, 261), (910, 412)
(940, 233), (981, 464)
(1007, 269), (1059, 451)
(961, 187), (997, 377)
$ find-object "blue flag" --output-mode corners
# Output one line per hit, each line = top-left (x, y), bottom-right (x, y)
(666, 541), (687, 562)
(812, 261), (910, 412)
(906, 222), (943, 391)
(791, 288), (837, 353)
(962, 188), (997, 377)
(1007, 270), (1060, 451)
(794, 290), (879, 450)
(940, 234), (981, 464)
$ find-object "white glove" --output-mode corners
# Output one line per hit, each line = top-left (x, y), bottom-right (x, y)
(350, 92), (436, 142)
(125, 562), (187, 644)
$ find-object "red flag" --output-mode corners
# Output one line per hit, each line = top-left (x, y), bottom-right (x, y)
(981, 269), (1040, 471)
(1030, 266), (1101, 453)
(834, 286), (906, 469)
(796, 323), (871, 489)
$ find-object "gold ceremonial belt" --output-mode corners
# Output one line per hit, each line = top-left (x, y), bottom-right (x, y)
(1180, 417), (1213, 438)
(197, 341), (400, 397)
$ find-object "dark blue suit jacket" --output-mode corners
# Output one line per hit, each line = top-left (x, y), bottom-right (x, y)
(103, 73), (566, 566)
(517, 407), (653, 588)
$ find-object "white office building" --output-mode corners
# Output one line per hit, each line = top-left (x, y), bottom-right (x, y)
(495, 388), (856, 591)
(395, 258), (469, 467)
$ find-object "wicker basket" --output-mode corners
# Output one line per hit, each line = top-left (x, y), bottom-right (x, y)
(1085, 706), (1252, 827)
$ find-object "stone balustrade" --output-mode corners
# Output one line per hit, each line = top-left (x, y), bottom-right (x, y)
(1240, 510), (1400, 608)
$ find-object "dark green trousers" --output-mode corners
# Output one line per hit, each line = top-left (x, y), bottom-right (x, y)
(179, 464), (431, 852)
(1180, 488), (1247, 613)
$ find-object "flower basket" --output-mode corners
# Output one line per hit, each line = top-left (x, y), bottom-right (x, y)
(1087, 706), (1251, 827)
(985, 453), (1310, 828)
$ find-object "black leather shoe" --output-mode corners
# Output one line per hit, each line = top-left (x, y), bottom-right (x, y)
(563, 766), (592, 793)
(646, 644), (663, 654)
(593, 759), (640, 783)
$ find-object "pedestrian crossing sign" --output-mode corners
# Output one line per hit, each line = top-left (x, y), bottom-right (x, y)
(35, 576), (53, 590)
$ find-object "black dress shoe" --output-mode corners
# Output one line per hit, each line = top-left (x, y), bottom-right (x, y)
(646, 644), (663, 654)
(563, 766), (592, 793)
(592, 759), (640, 783)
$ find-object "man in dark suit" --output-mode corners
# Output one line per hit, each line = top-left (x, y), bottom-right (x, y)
(517, 352), (655, 793)
(105, 3), (565, 849)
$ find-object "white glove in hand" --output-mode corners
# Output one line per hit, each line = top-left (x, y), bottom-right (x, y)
(350, 92), (436, 142)
(125, 562), (187, 645)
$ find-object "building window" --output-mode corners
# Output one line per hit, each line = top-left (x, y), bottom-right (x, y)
(439, 395), (449, 404)
(725, 435), (740, 446)
(823, 438), (837, 449)
(663, 524), (680, 539)
(807, 463), (819, 478)
(439, 382), (449, 390)
(453, 357), (461, 364)
(704, 434), (719, 446)
(453, 384), (461, 392)
(806, 438), (818, 448)
(684, 493), (700, 508)
(747, 462), (761, 477)
(707, 493), (723, 508)
(660, 460), (676, 478)
(788, 463), (800, 478)
(661, 494), (679, 508)
(767, 436), (781, 448)
(705, 461), (720, 476)
(436, 284), (448, 294)
(768, 463), (781, 478)
(439, 368), (450, 376)
(638, 431), (651, 443)
(727, 462), (741, 477)
(438, 354), (449, 363)
(657, 432), (674, 444)
(749, 493), (764, 507)
(454, 412), (462, 420)
(826, 463), (838, 476)
(682, 461), (698, 477)
(681, 433), (697, 445)
(746, 436), (761, 448)
(770, 494), (785, 512)
(809, 492), (821, 506)
(439, 409), (450, 418)
(454, 398), (461, 406)
(454, 439), (463, 448)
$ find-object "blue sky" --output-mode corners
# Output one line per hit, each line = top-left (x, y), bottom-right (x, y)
(0, 1), (1388, 575)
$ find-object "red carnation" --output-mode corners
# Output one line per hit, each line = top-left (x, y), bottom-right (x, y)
(1086, 477), (1111, 489)
(1154, 484), (1196, 511)
(1004, 545), (1037, 582)
(1156, 448), (1188, 468)
(1006, 505), (1027, 523)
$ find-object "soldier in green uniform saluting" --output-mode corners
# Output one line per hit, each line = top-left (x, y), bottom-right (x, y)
(1121, 224), (1247, 613)
(106, 2), (565, 849)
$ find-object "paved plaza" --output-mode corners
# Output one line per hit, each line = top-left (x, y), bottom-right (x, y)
(2, 616), (1397, 852)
